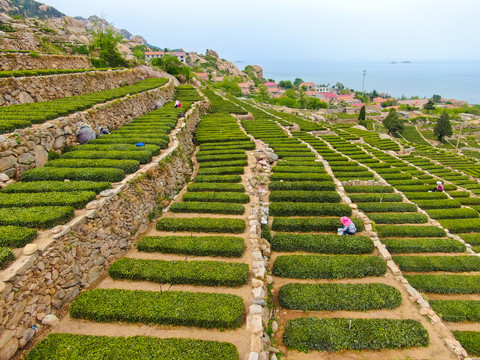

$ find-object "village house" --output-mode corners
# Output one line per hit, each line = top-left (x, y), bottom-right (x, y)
(194, 72), (208, 80)
(316, 85), (336, 94)
(397, 99), (429, 107)
(300, 82), (316, 91)
(145, 50), (186, 63)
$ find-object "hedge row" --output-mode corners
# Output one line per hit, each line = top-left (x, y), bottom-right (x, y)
(182, 192), (249, 204)
(459, 234), (480, 245)
(273, 255), (386, 279)
(197, 166), (244, 176)
(25, 334), (239, 360)
(269, 202), (351, 217)
(137, 235), (244, 257)
(430, 300), (480, 322)
(368, 212), (428, 224)
(194, 175), (242, 183)
(170, 202), (244, 215)
(68, 143), (160, 155)
(426, 208), (479, 220)
(271, 233), (374, 254)
(453, 331), (480, 356)
(199, 160), (248, 168)
(272, 217), (364, 232)
(0, 206), (74, 228)
(382, 238), (465, 253)
(0, 191), (96, 209)
(70, 289), (244, 329)
(269, 190), (340, 203)
(45, 159), (140, 173)
(393, 255), (480, 272)
(270, 173), (332, 182)
(273, 166), (326, 174)
(279, 283), (401, 311)
(61, 150), (152, 164)
(283, 317), (429, 352)
(413, 199), (461, 209)
(196, 153), (246, 162)
(21, 167), (125, 183)
(109, 258), (249, 287)
(396, 185), (457, 192)
(0, 181), (111, 194)
(187, 183), (245, 193)
(343, 185), (394, 193)
(156, 217), (245, 234)
(0, 226), (38, 247)
(268, 181), (335, 191)
(376, 225), (446, 238)
(348, 193), (403, 203)
(403, 192), (448, 200)
(405, 274), (480, 294)
(357, 202), (417, 213)
(438, 219), (480, 233)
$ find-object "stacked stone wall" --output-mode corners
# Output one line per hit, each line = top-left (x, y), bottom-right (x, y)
(0, 53), (91, 71)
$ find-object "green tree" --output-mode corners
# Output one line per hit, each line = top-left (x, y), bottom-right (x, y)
(215, 76), (242, 97)
(90, 28), (126, 67)
(257, 85), (270, 102)
(284, 89), (297, 99)
(335, 82), (344, 91)
(433, 111), (453, 142)
(278, 80), (293, 89)
(424, 99), (436, 114)
(432, 94), (442, 103)
(151, 54), (192, 81)
(293, 78), (304, 88)
(358, 105), (366, 122)
(383, 108), (404, 134)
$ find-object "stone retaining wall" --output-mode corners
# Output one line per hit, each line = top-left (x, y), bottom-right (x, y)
(0, 68), (146, 107)
(0, 79), (175, 181)
(0, 101), (208, 360)
(0, 53), (91, 71)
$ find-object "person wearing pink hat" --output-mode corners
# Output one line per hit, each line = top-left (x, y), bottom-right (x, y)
(340, 216), (357, 235)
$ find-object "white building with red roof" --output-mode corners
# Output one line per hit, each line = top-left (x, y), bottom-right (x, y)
(145, 50), (186, 63)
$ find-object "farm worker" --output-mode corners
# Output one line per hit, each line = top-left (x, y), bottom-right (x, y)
(76, 124), (96, 144)
(98, 126), (110, 136)
(174, 100), (182, 108)
(433, 181), (444, 192)
(339, 217), (357, 235)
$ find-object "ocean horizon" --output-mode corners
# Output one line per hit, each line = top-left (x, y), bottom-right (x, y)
(254, 60), (480, 105)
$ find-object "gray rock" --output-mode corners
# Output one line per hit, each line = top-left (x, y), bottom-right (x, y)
(18, 91), (34, 104)
(0, 337), (19, 360)
(18, 152), (35, 164)
(41, 314), (59, 326)
(0, 156), (17, 172)
(0, 173), (9, 182)
(265, 151), (278, 163)
(34, 146), (48, 167)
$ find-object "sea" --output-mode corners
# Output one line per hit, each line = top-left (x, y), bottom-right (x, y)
(258, 60), (480, 105)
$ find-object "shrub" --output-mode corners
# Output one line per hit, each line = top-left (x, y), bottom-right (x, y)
(46, 159), (140, 173)
(412, 199), (461, 209)
(403, 192), (448, 200)
(273, 166), (326, 174)
(137, 235), (244, 257)
(272, 217), (364, 232)
(382, 238), (465, 253)
(70, 289), (244, 329)
(187, 183), (245, 192)
(0, 248), (14, 269)
(199, 160), (248, 168)
(156, 217), (245, 233)
(269, 203), (351, 217)
(357, 203), (417, 212)
(283, 317), (429, 352)
(170, 202), (244, 215)
(343, 186), (394, 193)
(396, 185), (457, 192)
(368, 212), (428, 224)
(348, 193), (403, 202)
(430, 300), (480, 322)
(405, 274), (480, 294)
(273, 255), (386, 279)
(271, 233), (373, 254)
(70, 143), (160, 155)
(0, 206), (74, 228)
(194, 175), (242, 183)
(182, 192), (249, 204)
(0, 181), (111, 194)
(438, 218), (480, 233)
(452, 331), (480, 356)
(197, 153), (246, 162)
(459, 234), (480, 245)
(0, 226), (38, 247)
(376, 225), (446, 238)
(279, 283), (401, 311)
(270, 173), (332, 182)
(268, 181), (335, 191)
(393, 255), (480, 272)
(426, 208), (479, 220)
(269, 190), (340, 203)
(25, 333), (239, 360)
(21, 167), (125, 182)
(61, 150), (152, 164)
(109, 258), (249, 287)
(449, 191), (471, 198)
(197, 167), (244, 175)
(0, 191), (96, 209)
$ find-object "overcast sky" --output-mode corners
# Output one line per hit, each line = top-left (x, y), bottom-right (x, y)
(43, 0), (480, 64)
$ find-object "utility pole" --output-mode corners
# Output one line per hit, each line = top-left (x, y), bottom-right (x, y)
(361, 70), (367, 93)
